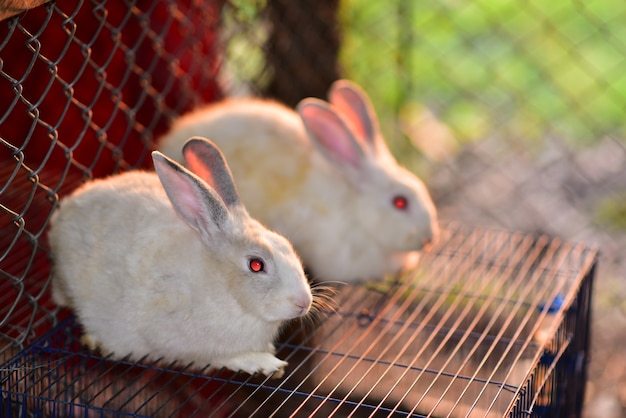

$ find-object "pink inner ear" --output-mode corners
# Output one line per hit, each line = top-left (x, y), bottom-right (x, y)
(171, 174), (206, 224)
(331, 94), (370, 143)
(184, 150), (217, 191)
(153, 156), (211, 233)
(301, 105), (361, 168)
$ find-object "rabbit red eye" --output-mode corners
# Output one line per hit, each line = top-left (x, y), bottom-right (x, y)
(249, 258), (265, 273)
(392, 195), (408, 210)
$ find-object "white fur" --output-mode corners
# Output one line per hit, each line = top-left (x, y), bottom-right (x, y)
(158, 80), (439, 282)
(49, 138), (312, 377)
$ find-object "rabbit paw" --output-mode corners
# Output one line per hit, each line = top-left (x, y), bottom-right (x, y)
(222, 352), (288, 378)
(80, 333), (100, 351)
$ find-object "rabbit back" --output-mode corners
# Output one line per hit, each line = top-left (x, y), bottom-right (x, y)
(160, 100), (324, 226)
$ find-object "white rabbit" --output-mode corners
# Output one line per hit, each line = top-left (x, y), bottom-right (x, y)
(158, 80), (438, 283)
(48, 137), (313, 378)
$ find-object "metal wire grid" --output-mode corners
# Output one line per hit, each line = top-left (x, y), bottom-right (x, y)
(1, 223), (596, 417)
(0, 1), (601, 416)
(0, 0), (222, 358)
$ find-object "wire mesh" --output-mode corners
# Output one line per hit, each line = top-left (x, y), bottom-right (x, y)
(1, 222), (596, 417)
(0, 0), (616, 416)
(0, 0), (222, 359)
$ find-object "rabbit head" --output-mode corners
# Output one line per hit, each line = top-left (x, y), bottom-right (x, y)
(296, 81), (439, 255)
(155, 137), (313, 323)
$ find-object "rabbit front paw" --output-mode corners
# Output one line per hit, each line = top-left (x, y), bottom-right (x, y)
(222, 352), (288, 378)
(80, 333), (101, 351)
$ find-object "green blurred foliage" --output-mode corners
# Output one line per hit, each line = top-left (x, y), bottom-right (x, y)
(339, 0), (626, 149)
(221, 0), (269, 89)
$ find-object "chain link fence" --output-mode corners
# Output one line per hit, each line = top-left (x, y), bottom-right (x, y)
(0, 0), (223, 361)
(1, 0), (625, 416)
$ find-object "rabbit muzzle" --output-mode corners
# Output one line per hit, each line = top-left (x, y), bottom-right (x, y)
(404, 221), (439, 252)
(291, 292), (313, 318)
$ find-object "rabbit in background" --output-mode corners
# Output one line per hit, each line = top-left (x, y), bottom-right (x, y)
(159, 80), (439, 283)
(48, 137), (313, 378)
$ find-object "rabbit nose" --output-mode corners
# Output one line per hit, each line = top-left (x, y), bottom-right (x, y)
(421, 222), (439, 249)
(429, 222), (440, 246)
(296, 304), (309, 316)
(293, 294), (312, 315)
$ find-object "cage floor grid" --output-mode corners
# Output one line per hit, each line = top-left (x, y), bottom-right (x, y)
(1, 223), (596, 417)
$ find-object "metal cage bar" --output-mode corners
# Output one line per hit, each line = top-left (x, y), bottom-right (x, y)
(1, 224), (597, 417)
(0, 1), (602, 416)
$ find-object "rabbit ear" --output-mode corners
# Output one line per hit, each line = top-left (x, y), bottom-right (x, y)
(297, 98), (366, 169)
(328, 80), (387, 158)
(152, 151), (230, 237)
(182, 137), (241, 209)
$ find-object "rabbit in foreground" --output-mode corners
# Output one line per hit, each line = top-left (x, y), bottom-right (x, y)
(49, 137), (313, 378)
(158, 80), (439, 283)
